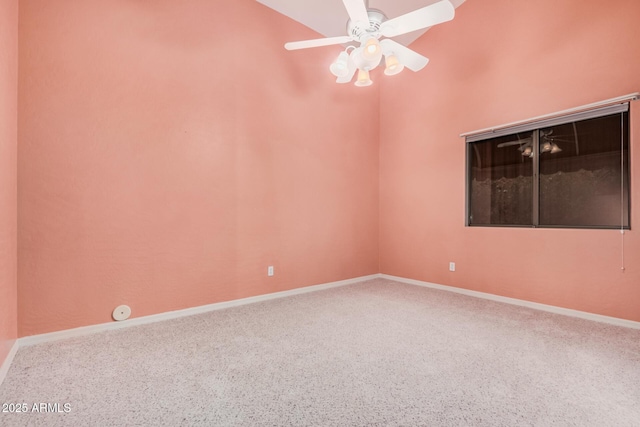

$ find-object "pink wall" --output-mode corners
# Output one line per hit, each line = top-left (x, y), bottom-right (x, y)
(380, 0), (640, 321)
(0, 0), (18, 364)
(18, 0), (379, 336)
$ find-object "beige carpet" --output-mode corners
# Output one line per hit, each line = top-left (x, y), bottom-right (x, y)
(1, 278), (639, 426)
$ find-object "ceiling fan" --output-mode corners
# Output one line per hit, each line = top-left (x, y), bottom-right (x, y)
(284, 0), (456, 86)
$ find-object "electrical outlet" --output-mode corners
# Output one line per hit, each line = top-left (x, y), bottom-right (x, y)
(449, 262), (456, 272)
(268, 266), (274, 277)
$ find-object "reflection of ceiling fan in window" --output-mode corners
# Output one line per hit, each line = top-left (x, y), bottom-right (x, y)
(497, 130), (573, 157)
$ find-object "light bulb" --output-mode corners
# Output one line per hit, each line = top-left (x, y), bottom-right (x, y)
(362, 38), (381, 60)
(329, 51), (350, 78)
(384, 54), (404, 76)
(355, 69), (373, 87)
(541, 141), (552, 153)
(522, 146), (533, 157)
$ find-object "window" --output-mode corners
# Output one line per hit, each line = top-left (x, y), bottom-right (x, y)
(466, 104), (630, 229)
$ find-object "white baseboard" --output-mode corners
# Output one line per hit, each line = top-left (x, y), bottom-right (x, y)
(381, 274), (640, 330)
(18, 274), (381, 347)
(0, 340), (19, 388)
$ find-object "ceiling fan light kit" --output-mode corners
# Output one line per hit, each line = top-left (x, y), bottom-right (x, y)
(284, 0), (455, 87)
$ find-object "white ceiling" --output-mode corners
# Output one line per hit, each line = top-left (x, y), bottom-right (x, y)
(256, 0), (466, 47)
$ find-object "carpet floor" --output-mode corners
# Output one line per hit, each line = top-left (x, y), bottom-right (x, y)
(1, 278), (639, 426)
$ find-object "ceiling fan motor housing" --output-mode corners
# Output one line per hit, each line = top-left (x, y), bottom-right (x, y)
(347, 9), (387, 40)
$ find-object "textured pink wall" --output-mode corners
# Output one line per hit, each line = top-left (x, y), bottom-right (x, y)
(0, 0), (18, 364)
(380, 0), (640, 321)
(18, 0), (379, 336)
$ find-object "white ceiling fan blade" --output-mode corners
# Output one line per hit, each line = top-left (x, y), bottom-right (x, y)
(380, 0), (455, 38)
(380, 39), (429, 72)
(336, 51), (358, 84)
(285, 36), (353, 51)
(342, 0), (370, 28)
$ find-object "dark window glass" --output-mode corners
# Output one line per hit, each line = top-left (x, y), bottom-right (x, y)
(539, 113), (629, 227)
(467, 111), (629, 229)
(469, 132), (533, 225)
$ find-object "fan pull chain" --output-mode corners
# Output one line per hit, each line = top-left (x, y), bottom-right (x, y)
(620, 230), (625, 272)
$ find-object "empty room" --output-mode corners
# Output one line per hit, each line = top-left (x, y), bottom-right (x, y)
(1, 0), (639, 425)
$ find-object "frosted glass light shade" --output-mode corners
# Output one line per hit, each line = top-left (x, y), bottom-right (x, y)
(384, 54), (404, 76)
(330, 51), (350, 77)
(362, 38), (381, 60)
(355, 69), (373, 87)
